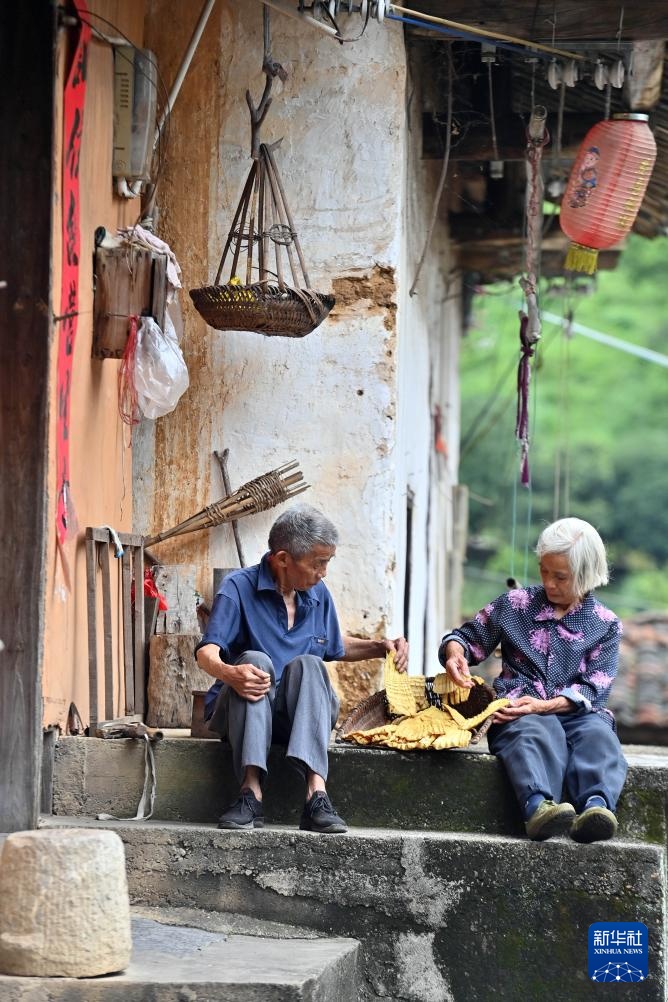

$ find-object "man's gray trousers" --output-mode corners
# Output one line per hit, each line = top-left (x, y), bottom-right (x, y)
(208, 650), (340, 783)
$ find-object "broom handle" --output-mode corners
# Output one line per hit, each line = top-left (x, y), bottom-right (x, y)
(145, 463), (307, 546)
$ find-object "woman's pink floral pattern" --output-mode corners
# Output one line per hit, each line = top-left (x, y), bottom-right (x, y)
(529, 628), (550, 655)
(508, 588), (531, 610)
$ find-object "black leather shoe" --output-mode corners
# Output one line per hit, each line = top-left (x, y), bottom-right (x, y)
(217, 788), (264, 830)
(299, 791), (347, 834)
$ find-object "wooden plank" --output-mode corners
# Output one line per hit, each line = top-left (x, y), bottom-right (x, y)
(151, 253), (168, 330)
(100, 540), (114, 721)
(85, 531), (99, 729)
(133, 543), (146, 716)
(404, 2), (668, 42)
(121, 548), (135, 715)
(92, 245), (153, 358)
(118, 531), (145, 547)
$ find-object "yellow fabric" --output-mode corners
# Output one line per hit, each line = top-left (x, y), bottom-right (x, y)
(346, 653), (509, 751)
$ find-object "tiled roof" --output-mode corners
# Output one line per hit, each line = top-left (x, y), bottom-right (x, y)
(610, 614), (668, 728)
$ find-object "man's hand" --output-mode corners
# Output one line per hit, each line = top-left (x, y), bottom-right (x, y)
(492, 694), (574, 724)
(444, 641), (474, 689)
(223, 663), (271, 702)
(341, 635), (409, 671)
(196, 643), (270, 702)
(383, 636), (408, 673)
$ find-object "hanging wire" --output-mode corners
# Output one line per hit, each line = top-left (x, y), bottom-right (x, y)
(487, 58), (500, 163)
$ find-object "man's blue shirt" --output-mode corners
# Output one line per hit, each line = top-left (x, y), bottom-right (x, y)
(197, 553), (345, 716)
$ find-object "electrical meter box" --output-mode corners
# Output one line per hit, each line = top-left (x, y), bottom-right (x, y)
(112, 46), (157, 180)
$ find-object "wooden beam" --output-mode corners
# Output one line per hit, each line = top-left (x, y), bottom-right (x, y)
(404, 2), (668, 42)
(423, 113), (602, 161)
(456, 241), (621, 280)
(0, 3), (56, 831)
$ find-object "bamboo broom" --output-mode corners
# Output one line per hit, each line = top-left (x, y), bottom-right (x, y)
(144, 460), (309, 547)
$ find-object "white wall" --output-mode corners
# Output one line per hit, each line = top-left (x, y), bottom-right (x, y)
(394, 50), (462, 673)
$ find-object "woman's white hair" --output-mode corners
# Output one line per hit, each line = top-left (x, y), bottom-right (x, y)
(535, 517), (609, 598)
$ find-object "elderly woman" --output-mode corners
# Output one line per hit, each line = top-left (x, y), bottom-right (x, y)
(439, 517), (626, 843)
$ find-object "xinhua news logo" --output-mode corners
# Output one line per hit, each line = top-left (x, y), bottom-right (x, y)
(588, 922), (648, 983)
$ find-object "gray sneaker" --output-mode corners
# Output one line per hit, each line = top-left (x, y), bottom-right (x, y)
(571, 806), (618, 843)
(218, 788), (264, 830)
(525, 799), (576, 841)
(300, 791), (348, 834)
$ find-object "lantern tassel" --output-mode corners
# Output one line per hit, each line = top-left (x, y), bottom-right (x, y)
(565, 242), (599, 275)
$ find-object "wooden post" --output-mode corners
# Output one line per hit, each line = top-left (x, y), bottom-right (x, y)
(0, 3), (56, 831)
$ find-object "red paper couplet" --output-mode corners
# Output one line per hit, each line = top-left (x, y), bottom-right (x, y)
(56, 0), (90, 546)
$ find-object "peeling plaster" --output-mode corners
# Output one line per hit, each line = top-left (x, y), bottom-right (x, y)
(399, 840), (465, 926)
(395, 931), (455, 1002)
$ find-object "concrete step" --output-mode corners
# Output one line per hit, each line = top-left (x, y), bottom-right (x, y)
(42, 816), (666, 1002)
(51, 736), (668, 846)
(0, 908), (359, 1001)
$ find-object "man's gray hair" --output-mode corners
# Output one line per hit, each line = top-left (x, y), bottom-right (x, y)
(268, 504), (339, 558)
(536, 517), (609, 598)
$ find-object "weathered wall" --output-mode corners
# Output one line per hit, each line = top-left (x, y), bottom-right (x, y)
(138, 4), (462, 685)
(43, 0), (145, 729)
(138, 6), (404, 620)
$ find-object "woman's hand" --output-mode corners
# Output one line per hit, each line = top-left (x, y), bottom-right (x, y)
(492, 694), (573, 723)
(444, 643), (475, 689)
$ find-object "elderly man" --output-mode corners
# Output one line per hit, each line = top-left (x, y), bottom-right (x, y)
(196, 504), (408, 834)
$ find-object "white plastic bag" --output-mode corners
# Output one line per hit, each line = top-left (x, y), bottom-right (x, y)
(134, 314), (189, 419)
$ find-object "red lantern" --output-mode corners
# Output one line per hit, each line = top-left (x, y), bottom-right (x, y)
(559, 113), (656, 274)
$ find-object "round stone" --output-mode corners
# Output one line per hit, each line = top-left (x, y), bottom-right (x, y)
(0, 828), (131, 977)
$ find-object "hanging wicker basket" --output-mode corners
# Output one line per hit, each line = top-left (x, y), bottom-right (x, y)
(190, 281), (334, 338)
(190, 138), (334, 338)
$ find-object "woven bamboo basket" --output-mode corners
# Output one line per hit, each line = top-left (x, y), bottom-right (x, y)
(337, 677), (498, 747)
(190, 135), (335, 338)
(190, 282), (334, 338)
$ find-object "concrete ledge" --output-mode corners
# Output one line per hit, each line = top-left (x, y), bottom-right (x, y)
(0, 913), (359, 1001)
(43, 818), (667, 1002)
(52, 737), (668, 845)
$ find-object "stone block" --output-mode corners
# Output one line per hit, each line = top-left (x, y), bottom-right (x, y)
(0, 828), (131, 978)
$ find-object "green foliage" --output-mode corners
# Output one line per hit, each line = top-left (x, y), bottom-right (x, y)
(459, 234), (668, 618)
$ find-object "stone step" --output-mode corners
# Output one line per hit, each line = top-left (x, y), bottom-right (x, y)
(42, 816), (666, 1002)
(51, 736), (668, 846)
(0, 907), (359, 1001)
